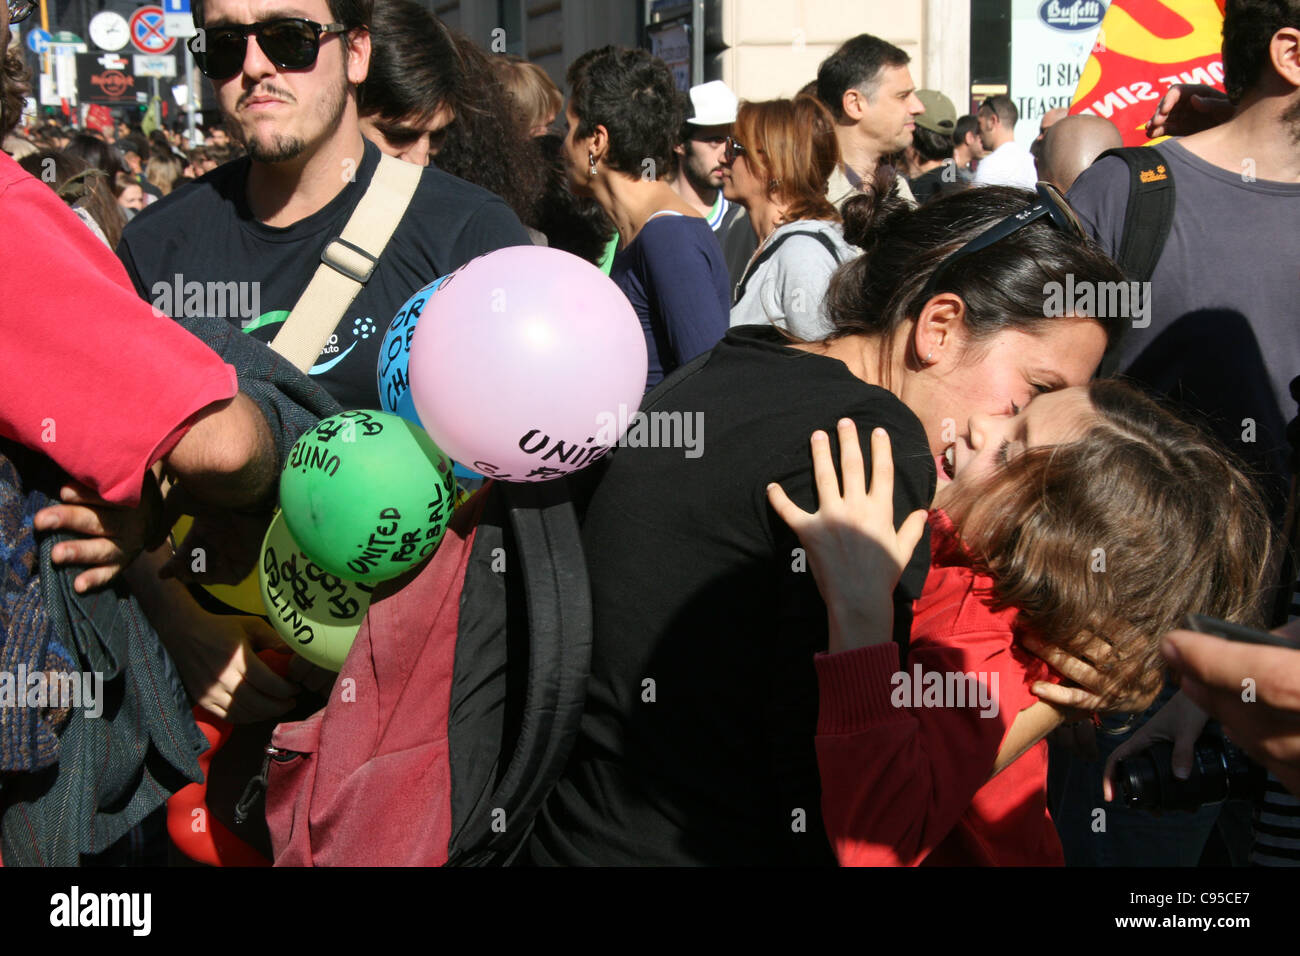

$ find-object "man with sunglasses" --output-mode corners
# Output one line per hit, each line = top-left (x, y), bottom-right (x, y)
(117, 0), (530, 411)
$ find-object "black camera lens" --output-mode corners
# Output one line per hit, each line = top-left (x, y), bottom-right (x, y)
(1116, 735), (1265, 812)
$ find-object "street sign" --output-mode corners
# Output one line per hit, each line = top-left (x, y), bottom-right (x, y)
(130, 6), (177, 55)
(89, 11), (130, 52)
(25, 27), (51, 55)
(163, 0), (197, 39)
(135, 54), (178, 78)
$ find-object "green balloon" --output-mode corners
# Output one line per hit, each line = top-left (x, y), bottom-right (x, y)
(279, 410), (456, 583)
(258, 511), (374, 672)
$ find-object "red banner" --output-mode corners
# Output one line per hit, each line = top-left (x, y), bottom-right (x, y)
(1070, 0), (1228, 145)
(84, 103), (114, 135)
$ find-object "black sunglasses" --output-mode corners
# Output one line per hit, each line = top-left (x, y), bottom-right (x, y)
(188, 18), (349, 80)
(921, 182), (1087, 300)
(723, 136), (747, 163)
(7, 0), (36, 24)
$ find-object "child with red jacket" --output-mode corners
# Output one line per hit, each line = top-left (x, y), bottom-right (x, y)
(768, 380), (1272, 866)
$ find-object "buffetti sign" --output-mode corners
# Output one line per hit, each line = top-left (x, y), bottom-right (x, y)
(76, 52), (138, 104)
(1039, 0), (1107, 31)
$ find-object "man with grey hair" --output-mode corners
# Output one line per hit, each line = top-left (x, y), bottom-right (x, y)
(815, 33), (921, 208)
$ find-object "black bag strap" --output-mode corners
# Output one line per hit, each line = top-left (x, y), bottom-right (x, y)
(733, 228), (844, 305)
(1096, 145), (1175, 284)
(444, 479), (592, 865)
(1093, 145), (1175, 379)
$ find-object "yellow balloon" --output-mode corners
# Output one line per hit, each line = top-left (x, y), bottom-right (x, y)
(258, 511), (375, 672)
(171, 514), (267, 616)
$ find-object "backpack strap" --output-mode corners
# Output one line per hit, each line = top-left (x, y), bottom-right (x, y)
(1092, 146), (1175, 379)
(270, 153), (423, 372)
(734, 228), (843, 305)
(444, 479), (592, 865)
(1095, 145), (1175, 285)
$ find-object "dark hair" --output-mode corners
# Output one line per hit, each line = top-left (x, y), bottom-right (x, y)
(192, 0), (372, 28)
(732, 96), (840, 223)
(532, 132), (615, 265)
(64, 133), (125, 181)
(828, 186), (1128, 380)
(944, 378), (1273, 710)
(18, 149), (126, 248)
(2, 41), (31, 140)
(357, 0), (457, 129)
(435, 38), (547, 227)
(815, 34), (910, 121)
(119, 134), (148, 159)
(1222, 0), (1300, 101)
(953, 114), (980, 147)
(911, 125), (953, 162)
(355, 2), (545, 224)
(566, 46), (683, 175)
(980, 94), (1018, 128)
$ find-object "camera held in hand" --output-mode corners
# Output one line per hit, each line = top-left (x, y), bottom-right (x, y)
(1114, 735), (1265, 812)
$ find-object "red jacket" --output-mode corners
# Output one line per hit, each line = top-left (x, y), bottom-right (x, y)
(814, 509), (1064, 866)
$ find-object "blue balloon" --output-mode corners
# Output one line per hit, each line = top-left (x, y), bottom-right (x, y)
(377, 275), (483, 483)
(377, 275), (450, 425)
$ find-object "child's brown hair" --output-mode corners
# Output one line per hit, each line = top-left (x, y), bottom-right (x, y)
(942, 378), (1274, 710)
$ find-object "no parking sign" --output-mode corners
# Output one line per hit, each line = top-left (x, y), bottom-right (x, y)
(130, 6), (177, 55)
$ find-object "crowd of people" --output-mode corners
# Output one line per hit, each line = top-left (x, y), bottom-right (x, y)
(2, 0), (1299, 870)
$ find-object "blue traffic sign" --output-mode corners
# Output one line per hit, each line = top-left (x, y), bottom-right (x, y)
(163, 0), (190, 12)
(26, 28), (52, 55)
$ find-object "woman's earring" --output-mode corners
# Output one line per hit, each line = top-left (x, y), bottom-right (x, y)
(588, 153), (598, 177)
(926, 350), (934, 364)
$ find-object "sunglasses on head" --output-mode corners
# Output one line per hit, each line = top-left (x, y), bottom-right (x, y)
(188, 17), (349, 80)
(920, 182), (1087, 301)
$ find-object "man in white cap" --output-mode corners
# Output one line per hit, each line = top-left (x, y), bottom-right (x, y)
(669, 80), (757, 287)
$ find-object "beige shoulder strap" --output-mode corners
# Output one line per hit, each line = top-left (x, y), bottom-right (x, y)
(270, 152), (424, 372)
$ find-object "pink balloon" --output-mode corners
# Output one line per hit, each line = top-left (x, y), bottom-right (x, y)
(408, 246), (648, 483)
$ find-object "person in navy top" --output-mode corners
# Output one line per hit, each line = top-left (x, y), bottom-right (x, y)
(561, 46), (730, 390)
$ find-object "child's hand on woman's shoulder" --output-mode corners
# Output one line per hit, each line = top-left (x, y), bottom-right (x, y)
(767, 420), (928, 655)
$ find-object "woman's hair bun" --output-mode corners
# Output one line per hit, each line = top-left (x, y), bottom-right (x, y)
(841, 172), (911, 251)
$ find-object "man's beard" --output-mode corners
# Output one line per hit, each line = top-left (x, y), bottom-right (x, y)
(1284, 96), (1300, 146)
(232, 69), (349, 165)
(683, 152), (722, 195)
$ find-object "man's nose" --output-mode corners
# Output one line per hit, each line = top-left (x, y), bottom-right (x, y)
(403, 138), (432, 167)
(241, 31), (277, 80)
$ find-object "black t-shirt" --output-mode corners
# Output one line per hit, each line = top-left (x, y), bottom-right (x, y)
(528, 325), (935, 865)
(117, 140), (531, 409)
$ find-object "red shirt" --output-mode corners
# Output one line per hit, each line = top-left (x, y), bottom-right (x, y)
(814, 509), (1064, 866)
(0, 153), (236, 505)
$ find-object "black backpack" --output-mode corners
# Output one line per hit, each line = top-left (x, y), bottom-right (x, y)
(1092, 146), (1176, 378)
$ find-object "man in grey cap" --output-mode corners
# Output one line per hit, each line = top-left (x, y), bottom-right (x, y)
(905, 90), (967, 204)
(669, 80), (757, 287)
